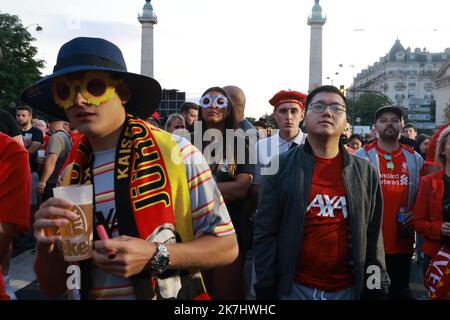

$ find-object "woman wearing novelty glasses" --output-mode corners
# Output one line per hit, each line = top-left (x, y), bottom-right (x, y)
(196, 87), (253, 300)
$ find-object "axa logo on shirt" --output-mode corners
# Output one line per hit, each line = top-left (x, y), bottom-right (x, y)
(307, 194), (348, 219)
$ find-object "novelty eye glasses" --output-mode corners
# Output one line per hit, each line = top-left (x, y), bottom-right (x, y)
(199, 95), (229, 109)
(51, 71), (123, 110)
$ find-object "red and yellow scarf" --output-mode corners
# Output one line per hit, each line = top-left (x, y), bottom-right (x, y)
(66, 113), (208, 300)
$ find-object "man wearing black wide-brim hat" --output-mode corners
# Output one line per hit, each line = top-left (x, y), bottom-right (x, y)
(23, 37), (237, 300)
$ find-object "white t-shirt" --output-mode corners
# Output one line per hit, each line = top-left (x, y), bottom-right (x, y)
(253, 130), (307, 185)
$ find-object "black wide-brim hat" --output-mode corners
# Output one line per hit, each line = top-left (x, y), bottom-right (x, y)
(21, 37), (162, 121)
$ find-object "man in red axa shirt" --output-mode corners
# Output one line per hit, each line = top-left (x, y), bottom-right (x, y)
(254, 85), (389, 300)
(355, 106), (423, 300)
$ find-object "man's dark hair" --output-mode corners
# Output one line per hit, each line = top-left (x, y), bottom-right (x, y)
(403, 123), (416, 131)
(16, 105), (33, 115)
(306, 85), (348, 109)
(179, 102), (199, 114)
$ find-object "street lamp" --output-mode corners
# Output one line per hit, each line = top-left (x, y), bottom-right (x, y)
(326, 72), (339, 86)
(25, 24), (43, 32)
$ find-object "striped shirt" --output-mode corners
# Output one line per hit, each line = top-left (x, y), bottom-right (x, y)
(90, 135), (234, 300)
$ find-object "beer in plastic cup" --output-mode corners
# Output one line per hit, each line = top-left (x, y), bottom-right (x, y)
(53, 184), (93, 262)
(37, 149), (45, 159)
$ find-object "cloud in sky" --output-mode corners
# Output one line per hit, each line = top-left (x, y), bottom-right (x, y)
(3, 0), (450, 118)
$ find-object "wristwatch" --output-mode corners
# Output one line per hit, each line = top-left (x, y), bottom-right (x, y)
(150, 243), (170, 275)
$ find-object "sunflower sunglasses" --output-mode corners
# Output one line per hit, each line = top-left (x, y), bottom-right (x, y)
(51, 71), (123, 110)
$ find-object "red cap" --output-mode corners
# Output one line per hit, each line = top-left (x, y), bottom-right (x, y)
(269, 90), (307, 110)
(151, 111), (160, 122)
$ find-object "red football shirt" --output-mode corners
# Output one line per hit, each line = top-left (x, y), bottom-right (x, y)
(295, 153), (353, 292)
(375, 143), (413, 254)
(0, 133), (31, 299)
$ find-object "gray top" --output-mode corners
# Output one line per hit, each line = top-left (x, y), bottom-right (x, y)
(46, 130), (72, 185)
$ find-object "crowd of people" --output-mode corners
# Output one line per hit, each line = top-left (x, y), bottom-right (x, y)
(0, 36), (449, 301)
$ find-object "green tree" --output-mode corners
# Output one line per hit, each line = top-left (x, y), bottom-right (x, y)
(0, 12), (45, 111)
(348, 92), (389, 126)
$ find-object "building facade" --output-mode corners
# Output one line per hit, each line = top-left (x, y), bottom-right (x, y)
(351, 39), (450, 130)
(434, 62), (450, 126)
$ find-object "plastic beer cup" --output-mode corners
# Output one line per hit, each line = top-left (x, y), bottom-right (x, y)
(53, 185), (93, 262)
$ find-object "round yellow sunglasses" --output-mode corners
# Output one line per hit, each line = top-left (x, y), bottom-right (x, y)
(51, 71), (123, 110)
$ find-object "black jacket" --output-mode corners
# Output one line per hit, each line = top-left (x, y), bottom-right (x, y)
(253, 140), (390, 299)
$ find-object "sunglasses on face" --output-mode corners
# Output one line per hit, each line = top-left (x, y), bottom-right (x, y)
(199, 95), (229, 109)
(308, 102), (346, 114)
(51, 71), (123, 110)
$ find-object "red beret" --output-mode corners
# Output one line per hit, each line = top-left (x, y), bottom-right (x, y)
(269, 90), (307, 110)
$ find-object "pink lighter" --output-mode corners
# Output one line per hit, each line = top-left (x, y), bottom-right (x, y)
(95, 224), (116, 259)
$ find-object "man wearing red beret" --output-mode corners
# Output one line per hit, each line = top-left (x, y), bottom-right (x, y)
(252, 90), (308, 190)
(247, 90), (307, 297)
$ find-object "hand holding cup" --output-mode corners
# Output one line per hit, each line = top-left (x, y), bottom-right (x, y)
(34, 198), (79, 248)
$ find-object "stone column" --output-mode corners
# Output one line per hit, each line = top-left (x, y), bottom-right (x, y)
(307, 0), (326, 92)
(138, 0), (158, 77)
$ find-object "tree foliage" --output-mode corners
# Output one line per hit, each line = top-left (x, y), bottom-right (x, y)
(347, 92), (389, 126)
(0, 12), (45, 110)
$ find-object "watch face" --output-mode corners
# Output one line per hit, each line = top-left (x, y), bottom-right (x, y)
(153, 244), (170, 274)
